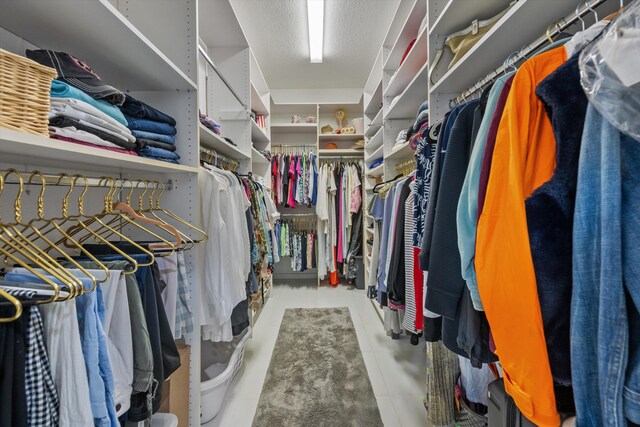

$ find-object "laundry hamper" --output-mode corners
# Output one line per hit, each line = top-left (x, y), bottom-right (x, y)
(200, 326), (252, 424)
(0, 48), (57, 136)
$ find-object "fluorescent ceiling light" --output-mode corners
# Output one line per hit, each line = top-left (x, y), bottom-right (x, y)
(307, 0), (324, 63)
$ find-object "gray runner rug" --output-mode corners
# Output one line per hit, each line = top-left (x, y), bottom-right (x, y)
(252, 307), (383, 427)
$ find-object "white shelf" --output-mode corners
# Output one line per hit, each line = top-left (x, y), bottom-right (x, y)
(366, 227), (374, 236)
(318, 149), (364, 156)
(200, 124), (249, 160)
(0, 128), (197, 175)
(367, 163), (384, 177)
(384, 25), (428, 98)
(251, 119), (270, 143)
(271, 123), (318, 134)
(385, 60), (429, 120)
(0, 0), (196, 92)
(366, 144), (384, 165)
(429, 0), (513, 39)
(365, 122), (382, 138)
(387, 140), (414, 161)
(430, 0), (585, 95)
(370, 108), (383, 127)
(382, 0), (427, 72)
(319, 134), (365, 142)
(365, 213), (374, 221)
(364, 79), (383, 116)
(366, 127), (384, 155)
(251, 82), (269, 116)
(252, 147), (269, 164)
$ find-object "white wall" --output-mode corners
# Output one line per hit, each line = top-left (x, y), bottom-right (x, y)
(271, 88), (363, 105)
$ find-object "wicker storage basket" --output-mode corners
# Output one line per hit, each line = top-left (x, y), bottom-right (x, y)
(0, 48), (57, 136)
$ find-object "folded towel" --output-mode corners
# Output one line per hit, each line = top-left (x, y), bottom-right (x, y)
(119, 94), (176, 126)
(136, 146), (180, 161)
(50, 80), (128, 126)
(124, 114), (176, 136)
(131, 130), (175, 145)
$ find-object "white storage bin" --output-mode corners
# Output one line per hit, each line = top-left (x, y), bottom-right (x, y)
(200, 327), (252, 424)
(151, 413), (178, 427)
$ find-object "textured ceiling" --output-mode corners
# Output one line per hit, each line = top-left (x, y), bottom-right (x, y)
(230, 0), (400, 90)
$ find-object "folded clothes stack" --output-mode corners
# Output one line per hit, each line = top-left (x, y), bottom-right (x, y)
(199, 112), (221, 135)
(24, 50), (138, 156)
(120, 95), (180, 164)
(26, 49), (180, 164)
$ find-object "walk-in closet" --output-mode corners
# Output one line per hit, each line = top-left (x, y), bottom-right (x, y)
(0, 0), (638, 426)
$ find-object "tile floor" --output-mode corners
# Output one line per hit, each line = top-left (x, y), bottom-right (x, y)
(203, 283), (429, 427)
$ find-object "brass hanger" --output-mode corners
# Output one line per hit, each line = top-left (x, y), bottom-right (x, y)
(0, 173), (64, 302)
(0, 170), (82, 298)
(53, 175), (143, 272)
(17, 173), (114, 285)
(65, 176), (156, 267)
(0, 287), (23, 322)
(18, 171), (100, 294)
(143, 181), (197, 250)
(150, 181), (208, 244)
(92, 179), (180, 253)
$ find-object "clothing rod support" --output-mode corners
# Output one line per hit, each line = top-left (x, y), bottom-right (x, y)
(198, 45), (247, 110)
(451, 0), (610, 105)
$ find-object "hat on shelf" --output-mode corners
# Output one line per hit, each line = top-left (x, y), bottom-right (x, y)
(26, 49), (125, 105)
(321, 124), (334, 134)
(325, 143), (338, 149)
(350, 139), (365, 149)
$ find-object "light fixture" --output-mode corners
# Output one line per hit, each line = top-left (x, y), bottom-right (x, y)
(307, 0), (324, 63)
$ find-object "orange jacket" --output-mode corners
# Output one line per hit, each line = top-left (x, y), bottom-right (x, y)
(475, 46), (567, 427)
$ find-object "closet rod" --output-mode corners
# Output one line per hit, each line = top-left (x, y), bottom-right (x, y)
(280, 213), (317, 217)
(3, 173), (172, 189)
(198, 45), (247, 110)
(451, 0), (611, 106)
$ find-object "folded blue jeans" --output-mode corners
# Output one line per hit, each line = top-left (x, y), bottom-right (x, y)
(131, 130), (175, 144)
(136, 146), (180, 160)
(124, 114), (176, 136)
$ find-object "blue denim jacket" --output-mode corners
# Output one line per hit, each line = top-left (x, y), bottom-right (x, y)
(572, 104), (640, 426)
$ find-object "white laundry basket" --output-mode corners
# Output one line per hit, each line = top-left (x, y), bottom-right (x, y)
(200, 327), (252, 424)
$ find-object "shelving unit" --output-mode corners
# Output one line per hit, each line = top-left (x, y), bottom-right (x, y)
(0, 128), (198, 175)
(387, 140), (413, 161)
(251, 119), (270, 143)
(366, 127), (384, 154)
(367, 144), (384, 166)
(426, 0), (618, 121)
(318, 134), (365, 142)
(367, 163), (385, 178)
(0, 0), (197, 92)
(200, 124), (249, 159)
(271, 123), (318, 133)
(252, 146), (269, 164)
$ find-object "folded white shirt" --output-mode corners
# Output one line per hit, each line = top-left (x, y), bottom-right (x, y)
(49, 126), (125, 150)
(50, 99), (135, 143)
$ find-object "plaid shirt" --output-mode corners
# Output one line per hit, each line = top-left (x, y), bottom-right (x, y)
(25, 307), (59, 426)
